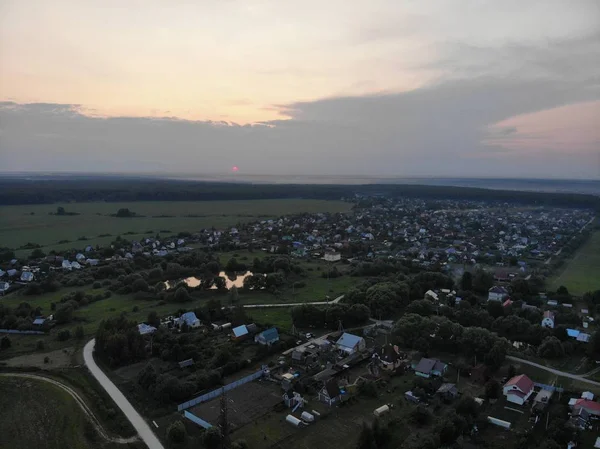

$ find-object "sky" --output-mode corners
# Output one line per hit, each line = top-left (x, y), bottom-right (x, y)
(1, 0), (599, 179)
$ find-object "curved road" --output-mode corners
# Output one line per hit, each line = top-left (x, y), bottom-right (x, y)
(84, 339), (165, 449)
(507, 355), (600, 387)
(0, 372), (137, 444)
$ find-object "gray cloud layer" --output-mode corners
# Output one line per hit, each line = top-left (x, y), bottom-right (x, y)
(1, 31), (599, 179)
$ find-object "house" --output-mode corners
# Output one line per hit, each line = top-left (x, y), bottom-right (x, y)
(324, 250), (341, 262)
(572, 398), (600, 416)
(75, 253), (86, 262)
(503, 374), (534, 405)
(424, 290), (439, 301)
(71, 261), (82, 270)
(255, 328), (280, 346)
(436, 383), (459, 399)
(569, 407), (590, 429)
(62, 260), (72, 271)
(232, 325), (249, 340)
(0, 282), (10, 295)
(414, 358), (448, 378)
(0, 269), (5, 278)
(335, 333), (366, 354)
(179, 312), (200, 328)
(405, 391), (420, 403)
(318, 379), (342, 406)
(178, 359), (194, 369)
(7, 269), (18, 277)
(541, 311), (555, 329)
(20, 271), (34, 283)
(137, 323), (157, 335)
(374, 344), (404, 371)
(488, 286), (509, 301)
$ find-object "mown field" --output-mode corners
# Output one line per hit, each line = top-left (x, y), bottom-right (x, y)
(549, 230), (600, 295)
(0, 199), (351, 256)
(0, 376), (110, 449)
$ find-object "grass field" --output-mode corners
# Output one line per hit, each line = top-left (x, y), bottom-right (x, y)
(0, 376), (110, 449)
(0, 199), (351, 256)
(549, 230), (600, 295)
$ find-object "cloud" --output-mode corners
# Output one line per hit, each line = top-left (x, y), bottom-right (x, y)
(1, 71), (598, 179)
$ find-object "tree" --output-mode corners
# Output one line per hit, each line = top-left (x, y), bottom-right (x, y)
(54, 304), (74, 324)
(138, 363), (158, 390)
(484, 341), (507, 369)
(538, 336), (565, 358)
(229, 286), (239, 305)
(56, 206), (66, 215)
(166, 420), (186, 443)
(484, 379), (501, 400)
(57, 329), (71, 341)
(202, 427), (222, 449)
(75, 326), (84, 340)
(507, 364), (516, 379)
(115, 208), (134, 217)
(147, 311), (160, 328)
(132, 278), (149, 292)
(30, 248), (46, 259)
(487, 300), (504, 319)
(410, 405), (432, 426)
(461, 271), (473, 291)
(472, 269), (494, 294)
(556, 285), (569, 296)
(0, 336), (11, 350)
(356, 422), (376, 449)
(174, 287), (190, 302)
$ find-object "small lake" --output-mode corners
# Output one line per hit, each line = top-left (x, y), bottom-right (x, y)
(165, 271), (258, 290)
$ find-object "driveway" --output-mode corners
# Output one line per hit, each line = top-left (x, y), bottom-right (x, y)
(507, 355), (600, 387)
(83, 339), (165, 449)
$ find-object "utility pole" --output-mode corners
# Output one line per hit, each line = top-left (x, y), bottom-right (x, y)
(218, 388), (230, 449)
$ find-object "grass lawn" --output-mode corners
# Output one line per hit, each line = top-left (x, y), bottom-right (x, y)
(246, 308), (293, 330)
(0, 376), (109, 449)
(549, 230), (600, 295)
(1, 199), (351, 256)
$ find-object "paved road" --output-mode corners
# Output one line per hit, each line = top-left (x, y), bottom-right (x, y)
(84, 339), (165, 449)
(241, 294), (344, 309)
(507, 355), (600, 387)
(0, 372), (138, 444)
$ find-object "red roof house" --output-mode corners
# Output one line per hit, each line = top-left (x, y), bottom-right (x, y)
(503, 374), (535, 405)
(573, 399), (600, 416)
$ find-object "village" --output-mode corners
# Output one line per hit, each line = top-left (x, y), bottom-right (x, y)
(0, 195), (599, 449)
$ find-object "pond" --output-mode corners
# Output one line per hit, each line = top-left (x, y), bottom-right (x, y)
(165, 271), (259, 290)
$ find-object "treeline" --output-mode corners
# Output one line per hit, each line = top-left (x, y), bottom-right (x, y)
(0, 178), (598, 209)
(291, 303), (371, 329)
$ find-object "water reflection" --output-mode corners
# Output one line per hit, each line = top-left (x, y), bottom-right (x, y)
(165, 271), (258, 290)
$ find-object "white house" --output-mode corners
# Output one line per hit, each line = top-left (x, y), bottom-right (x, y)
(324, 250), (341, 262)
(488, 286), (509, 302)
(541, 311), (555, 329)
(503, 374), (535, 405)
(335, 333), (366, 354)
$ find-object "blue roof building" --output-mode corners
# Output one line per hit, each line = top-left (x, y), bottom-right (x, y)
(232, 325), (249, 339)
(335, 332), (366, 354)
(179, 312), (200, 328)
(255, 328), (280, 346)
(567, 329), (580, 338)
(33, 318), (46, 326)
(138, 323), (157, 335)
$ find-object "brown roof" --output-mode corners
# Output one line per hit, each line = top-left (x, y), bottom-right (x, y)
(505, 374), (534, 393)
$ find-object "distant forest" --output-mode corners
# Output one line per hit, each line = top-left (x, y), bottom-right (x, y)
(0, 178), (598, 209)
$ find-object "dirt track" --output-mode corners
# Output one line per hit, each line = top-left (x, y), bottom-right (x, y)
(0, 372), (138, 444)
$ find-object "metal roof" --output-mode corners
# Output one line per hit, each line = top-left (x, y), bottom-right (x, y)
(335, 333), (363, 352)
(260, 327), (279, 342)
(232, 325), (249, 337)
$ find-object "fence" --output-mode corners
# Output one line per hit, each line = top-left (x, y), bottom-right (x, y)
(0, 329), (45, 335)
(183, 410), (213, 429)
(534, 382), (564, 393)
(177, 365), (268, 411)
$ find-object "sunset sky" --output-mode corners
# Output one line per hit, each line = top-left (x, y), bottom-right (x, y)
(1, 0), (599, 178)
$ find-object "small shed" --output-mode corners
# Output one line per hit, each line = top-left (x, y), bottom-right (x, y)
(255, 328), (280, 346)
(232, 325), (249, 340)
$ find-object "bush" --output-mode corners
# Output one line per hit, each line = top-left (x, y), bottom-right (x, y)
(166, 420), (186, 443)
(44, 356), (50, 364)
(57, 329), (71, 341)
(75, 326), (85, 340)
(93, 281), (102, 289)
(36, 340), (45, 350)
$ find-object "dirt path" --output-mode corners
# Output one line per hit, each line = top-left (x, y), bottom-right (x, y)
(0, 372), (139, 445)
(507, 355), (600, 387)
